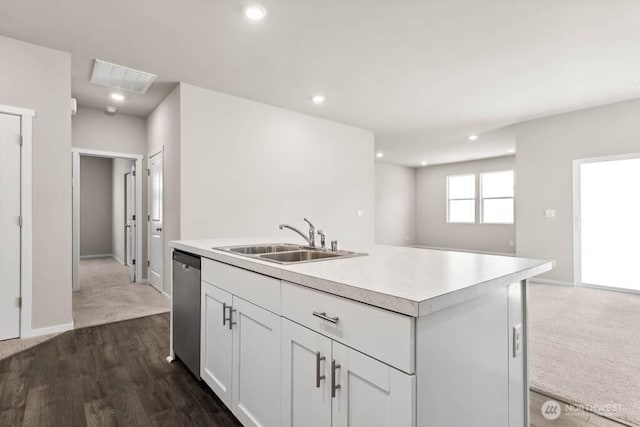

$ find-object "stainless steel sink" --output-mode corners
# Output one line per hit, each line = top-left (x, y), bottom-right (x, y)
(260, 250), (341, 263)
(228, 244), (301, 255)
(214, 243), (365, 265)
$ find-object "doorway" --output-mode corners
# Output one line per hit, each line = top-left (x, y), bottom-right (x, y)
(574, 154), (640, 292)
(72, 149), (144, 292)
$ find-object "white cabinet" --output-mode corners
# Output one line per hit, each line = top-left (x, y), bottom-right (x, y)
(281, 318), (332, 427)
(201, 281), (281, 427)
(201, 282), (233, 407)
(232, 296), (281, 427)
(332, 342), (415, 427)
(282, 319), (415, 427)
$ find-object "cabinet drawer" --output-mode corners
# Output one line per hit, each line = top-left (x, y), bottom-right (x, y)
(202, 259), (280, 314)
(281, 281), (415, 373)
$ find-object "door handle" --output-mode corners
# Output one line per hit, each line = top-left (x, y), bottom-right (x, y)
(315, 352), (326, 388)
(156, 227), (162, 232)
(125, 225), (131, 229)
(331, 359), (341, 398)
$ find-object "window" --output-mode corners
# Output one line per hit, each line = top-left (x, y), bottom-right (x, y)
(480, 171), (514, 224)
(447, 174), (476, 223)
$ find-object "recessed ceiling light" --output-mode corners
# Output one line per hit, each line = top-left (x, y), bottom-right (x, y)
(312, 95), (325, 104)
(421, 161), (427, 166)
(244, 4), (267, 20)
(376, 152), (384, 158)
(507, 148), (516, 154)
(110, 93), (125, 102)
(468, 134), (479, 141)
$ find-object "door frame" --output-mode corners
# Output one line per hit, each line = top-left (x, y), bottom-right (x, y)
(72, 148), (144, 291)
(147, 148), (164, 293)
(573, 152), (640, 290)
(0, 104), (35, 338)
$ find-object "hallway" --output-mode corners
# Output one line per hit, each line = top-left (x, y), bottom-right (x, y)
(73, 257), (169, 329)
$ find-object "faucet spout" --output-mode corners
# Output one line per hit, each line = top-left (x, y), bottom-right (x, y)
(279, 224), (313, 246)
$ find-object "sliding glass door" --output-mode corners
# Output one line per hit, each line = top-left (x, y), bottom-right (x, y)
(577, 155), (640, 291)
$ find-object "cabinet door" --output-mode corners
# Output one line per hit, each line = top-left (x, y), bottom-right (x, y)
(281, 319), (332, 427)
(332, 342), (416, 427)
(231, 297), (282, 427)
(201, 282), (233, 407)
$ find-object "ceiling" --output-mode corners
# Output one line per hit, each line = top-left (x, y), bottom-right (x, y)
(1, 0), (639, 166)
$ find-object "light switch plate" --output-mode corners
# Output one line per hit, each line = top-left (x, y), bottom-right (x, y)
(513, 324), (522, 358)
(544, 209), (556, 218)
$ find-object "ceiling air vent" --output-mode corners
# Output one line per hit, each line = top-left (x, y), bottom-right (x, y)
(90, 59), (157, 94)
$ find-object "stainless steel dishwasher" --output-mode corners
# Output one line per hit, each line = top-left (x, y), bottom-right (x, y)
(172, 250), (201, 378)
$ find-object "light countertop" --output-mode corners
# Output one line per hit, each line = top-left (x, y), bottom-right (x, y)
(170, 238), (552, 317)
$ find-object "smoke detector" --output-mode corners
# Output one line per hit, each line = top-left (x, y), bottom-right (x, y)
(91, 59), (156, 94)
(105, 106), (118, 115)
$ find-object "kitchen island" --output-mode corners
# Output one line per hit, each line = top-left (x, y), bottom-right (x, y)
(169, 238), (551, 427)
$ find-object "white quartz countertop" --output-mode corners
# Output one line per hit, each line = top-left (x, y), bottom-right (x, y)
(170, 238), (552, 317)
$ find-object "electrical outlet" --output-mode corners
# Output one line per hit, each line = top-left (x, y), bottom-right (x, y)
(509, 240), (514, 247)
(544, 209), (556, 218)
(513, 324), (522, 358)
(356, 209), (364, 218)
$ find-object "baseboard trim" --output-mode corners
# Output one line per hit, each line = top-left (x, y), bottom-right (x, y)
(161, 291), (171, 300)
(80, 253), (113, 259)
(578, 282), (640, 296)
(27, 321), (74, 338)
(112, 255), (125, 265)
(529, 278), (575, 287)
(412, 245), (516, 257)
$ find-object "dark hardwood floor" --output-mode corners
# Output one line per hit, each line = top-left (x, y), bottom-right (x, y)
(0, 314), (241, 426)
(1, 313), (631, 427)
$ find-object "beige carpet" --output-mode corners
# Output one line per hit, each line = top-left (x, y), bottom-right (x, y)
(73, 257), (170, 329)
(0, 257), (170, 361)
(0, 333), (58, 361)
(530, 283), (640, 426)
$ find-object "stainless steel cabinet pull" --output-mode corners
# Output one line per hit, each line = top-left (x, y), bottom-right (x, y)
(331, 359), (341, 398)
(312, 311), (339, 325)
(229, 309), (236, 330)
(222, 302), (228, 326)
(222, 303), (236, 329)
(316, 352), (326, 388)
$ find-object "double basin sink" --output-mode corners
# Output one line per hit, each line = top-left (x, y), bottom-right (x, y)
(214, 243), (365, 265)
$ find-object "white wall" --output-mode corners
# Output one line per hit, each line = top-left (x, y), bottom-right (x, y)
(516, 98), (640, 283)
(112, 158), (132, 264)
(179, 83), (375, 245)
(72, 107), (147, 154)
(80, 157), (113, 256)
(0, 35), (72, 330)
(415, 156), (516, 254)
(147, 86), (181, 295)
(375, 163), (416, 246)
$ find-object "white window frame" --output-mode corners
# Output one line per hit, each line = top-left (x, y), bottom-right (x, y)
(479, 170), (514, 225)
(446, 174), (476, 224)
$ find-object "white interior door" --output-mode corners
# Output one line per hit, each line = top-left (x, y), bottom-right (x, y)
(148, 151), (163, 292)
(0, 113), (22, 341)
(578, 156), (640, 291)
(125, 164), (136, 282)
